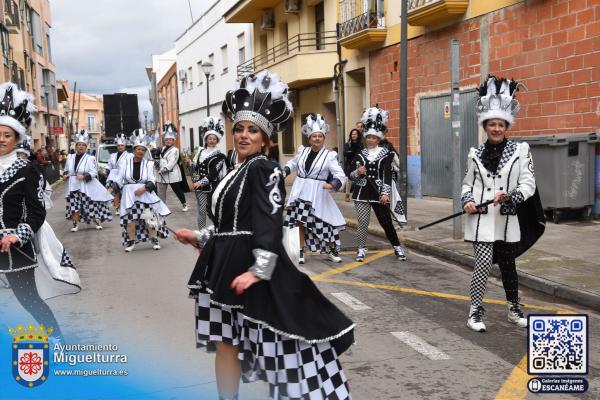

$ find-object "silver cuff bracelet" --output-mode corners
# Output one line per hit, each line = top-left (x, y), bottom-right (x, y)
(249, 249), (278, 280)
(194, 226), (215, 247)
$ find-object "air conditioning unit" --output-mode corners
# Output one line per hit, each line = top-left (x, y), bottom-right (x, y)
(178, 69), (187, 81)
(284, 0), (301, 14)
(260, 9), (275, 31)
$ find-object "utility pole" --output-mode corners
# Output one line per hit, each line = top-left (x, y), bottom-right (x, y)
(74, 89), (82, 134)
(450, 39), (463, 239)
(400, 0), (408, 216)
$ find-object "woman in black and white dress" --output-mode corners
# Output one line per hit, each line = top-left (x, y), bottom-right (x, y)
(105, 132), (132, 211)
(63, 130), (113, 231)
(350, 107), (407, 262)
(190, 116), (227, 229)
(115, 129), (170, 252)
(156, 123), (189, 212)
(283, 114), (347, 264)
(175, 71), (353, 400)
(0, 82), (70, 339)
(462, 76), (536, 332)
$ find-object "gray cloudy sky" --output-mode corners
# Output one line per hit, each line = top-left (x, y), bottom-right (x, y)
(51, 0), (207, 118)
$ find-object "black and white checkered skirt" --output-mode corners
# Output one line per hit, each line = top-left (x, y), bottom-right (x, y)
(284, 200), (343, 252)
(196, 292), (351, 400)
(119, 202), (169, 245)
(65, 191), (112, 223)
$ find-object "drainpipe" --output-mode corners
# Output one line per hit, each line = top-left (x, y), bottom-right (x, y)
(334, 23), (347, 164)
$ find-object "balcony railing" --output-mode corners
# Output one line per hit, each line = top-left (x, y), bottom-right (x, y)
(407, 0), (469, 26)
(408, 0), (436, 10)
(4, 0), (20, 27)
(338, 11), (385, 40)
(237, 31), (337, 80)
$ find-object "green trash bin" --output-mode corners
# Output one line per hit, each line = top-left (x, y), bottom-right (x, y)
(509, 133), (599, 223)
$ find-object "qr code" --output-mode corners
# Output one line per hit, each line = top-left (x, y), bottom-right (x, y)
(528, 315), (587, 374)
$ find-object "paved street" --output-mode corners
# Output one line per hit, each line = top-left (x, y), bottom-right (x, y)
(1, 184), (599, 399)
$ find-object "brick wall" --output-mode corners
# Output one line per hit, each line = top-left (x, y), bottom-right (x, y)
(370, 0), (599, 155)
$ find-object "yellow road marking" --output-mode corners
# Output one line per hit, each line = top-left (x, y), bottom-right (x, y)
(313, 253), (577, 400)
(315, 277), (573, 313)
(311, 250), (394, 280)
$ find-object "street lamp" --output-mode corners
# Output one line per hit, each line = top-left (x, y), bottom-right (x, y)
(159, 95), (166, 128)
(201, 62), (214, 116)
(143, 110), (149, 132)
(42, 84), (52, 147)
(64, 102), (71, 150)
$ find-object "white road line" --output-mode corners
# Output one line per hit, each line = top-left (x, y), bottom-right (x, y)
(330, 292), (372, 311)
(391, 331), (451, 360)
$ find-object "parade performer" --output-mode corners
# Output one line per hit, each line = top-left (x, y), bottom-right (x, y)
(462, 75), (543, 332)
(190, 116), (227, 229)
(156, 122), (190, 212)
(116, 129), (170, 252)
(64, 130), (113, 232)
(16, 135), (81, 300)
(105, 132), (132, 210)
(0, 82), (69, 339)
(175, 70), (354, 400)
(349, 107), (407, 262)
(283, 114), (347, 264)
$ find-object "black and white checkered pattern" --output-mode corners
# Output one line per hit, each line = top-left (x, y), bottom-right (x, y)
(284, 200), (342, 252)
(354, 201), (371, 249)
(195, 292), (351, 400)
(194, 191), (210, 230)
(60, 249), (75, 268)
(119, 202), (169, 246)
(15, 223), (33, 244)
(65, 191), (113, 223)
(470, 242), (494, 308)
(475, 141), (517, 174)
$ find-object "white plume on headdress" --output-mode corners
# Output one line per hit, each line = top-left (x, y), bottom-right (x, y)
(0, 82), (37, 140)
(115, 133), (128, 145)
(74, 130), (90, 144)
(201, 116), (224, 142)
(301, 114), (329, 137)
(163, 121), (177, 140)
(239, 70), (293, 112)
(477, 75), (521, 126)
(130, 129), (149, 148)
(361, 107), (388, 139)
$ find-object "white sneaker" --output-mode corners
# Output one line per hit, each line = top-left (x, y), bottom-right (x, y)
(299, 249), (305, 265)
(507, 302), (527, 328)
(95, 224), (103, 230)
(124, 241), (135, 252)
(152, 239), (161, 250)
(355, 248), (367, 262)
(327, 249), (342, 263)
(393, 245), (407, 261)
(467, 305), (486, 332)
(182, 204), (189, 212)
(70, 224), (79, 232)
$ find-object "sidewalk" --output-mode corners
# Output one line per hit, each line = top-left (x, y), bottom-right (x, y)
(330, 191), (600, 311)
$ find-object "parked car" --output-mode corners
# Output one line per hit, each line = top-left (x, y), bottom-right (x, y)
(96, 143), (150, 186)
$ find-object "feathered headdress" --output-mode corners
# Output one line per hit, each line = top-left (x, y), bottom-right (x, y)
(0, 82), (36, 141)
(115, 132), (128, 146)
(201, 116), (224, 142)
(130, 128), (149, 148)
(163, 122), (177, 140)
(476, 75), (521, 126)
(15, 135), (33, 155)
(301, 114), (329, 137)
(74, 129), (90, 145)
(221, 70), (293, 137)
(361, 106), (388, 139)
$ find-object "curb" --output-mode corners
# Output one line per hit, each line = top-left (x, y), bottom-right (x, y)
(345, 217), (600, 312)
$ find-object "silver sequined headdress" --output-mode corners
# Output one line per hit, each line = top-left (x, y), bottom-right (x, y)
(476, 75), (521, 127)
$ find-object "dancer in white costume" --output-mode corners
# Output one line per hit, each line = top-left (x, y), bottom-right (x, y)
(283, 114), (347, 264)
(63, 130), (113, 231)
(116, 129), (170, 252)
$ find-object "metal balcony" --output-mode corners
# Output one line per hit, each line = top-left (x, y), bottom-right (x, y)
(407, 0), (469, 26)
(237, 31), (338, 88)
(337, 11), (386, 49)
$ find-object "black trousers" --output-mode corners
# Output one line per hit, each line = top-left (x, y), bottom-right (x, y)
(158, 181), (187, 205)
(5, 268), (63, 338)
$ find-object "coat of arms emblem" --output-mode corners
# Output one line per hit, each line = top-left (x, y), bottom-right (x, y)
(9, 324), (52, 387)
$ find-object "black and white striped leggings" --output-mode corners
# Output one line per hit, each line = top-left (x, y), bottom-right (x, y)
(470, 241), (520, 308)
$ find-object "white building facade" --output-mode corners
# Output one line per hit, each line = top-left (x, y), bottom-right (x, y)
(175, 0), (253, 154)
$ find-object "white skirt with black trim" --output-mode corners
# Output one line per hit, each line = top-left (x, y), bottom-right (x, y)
(284, 199), (344, 252)
(195, 291), (351, 400)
